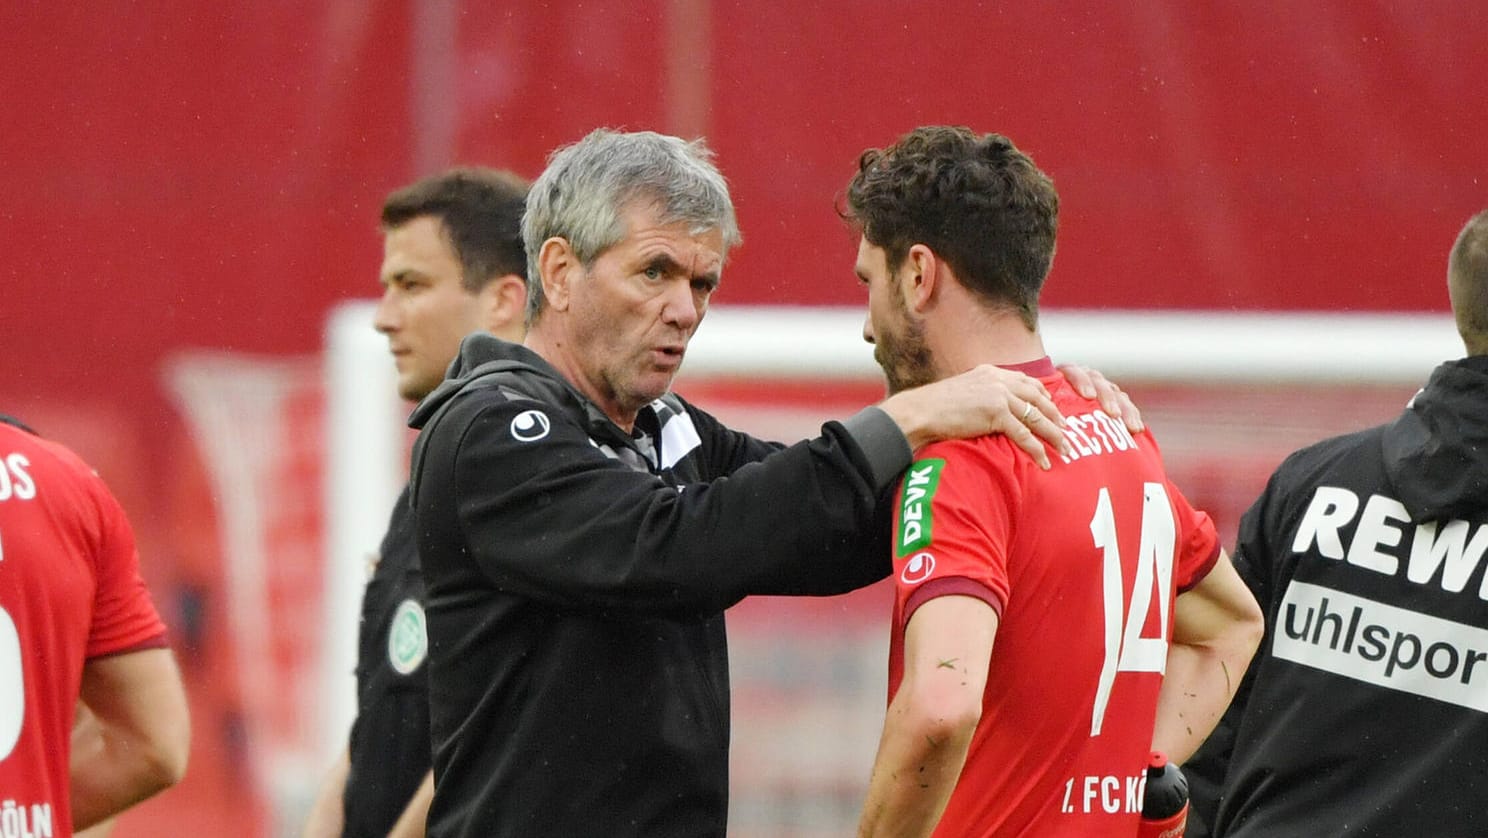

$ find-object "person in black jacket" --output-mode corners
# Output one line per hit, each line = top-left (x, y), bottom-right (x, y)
(302, 168), (530, 838)
(1185, 208), (1488, 837)
(407, 129), (1139, 838)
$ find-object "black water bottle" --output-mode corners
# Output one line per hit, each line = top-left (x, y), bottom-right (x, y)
(1137, 750), (1189, 838)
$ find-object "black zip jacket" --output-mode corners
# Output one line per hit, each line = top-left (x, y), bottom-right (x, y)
(1186, 356), (1488, 837)
(407, 334), (905, 838)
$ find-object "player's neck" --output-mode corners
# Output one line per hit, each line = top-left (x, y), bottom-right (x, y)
(927, 303), (1046, 379)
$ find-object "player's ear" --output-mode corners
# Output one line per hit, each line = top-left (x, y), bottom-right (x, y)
(905, 243), (939, 312)
(536, 237), (577, 313)
(478, 273), (528, 341)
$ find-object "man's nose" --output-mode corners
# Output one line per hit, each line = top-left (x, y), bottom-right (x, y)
(661, 281), (702, 330)
(373, 297), (399, 334)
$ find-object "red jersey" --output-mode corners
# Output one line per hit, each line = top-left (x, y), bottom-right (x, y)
(0, 421), (168, 836)
(887, 360), (1220, 837)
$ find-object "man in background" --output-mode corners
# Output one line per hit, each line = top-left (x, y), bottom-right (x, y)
(845, 126), (1263, 837)
(301, 168), (529, 838)
(1185, 211), (1488, 836)
(0, 413), (191, 835)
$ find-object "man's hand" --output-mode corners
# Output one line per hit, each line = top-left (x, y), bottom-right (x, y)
(880, 364), (1069, 468)
(1057, 363), (1143, 432)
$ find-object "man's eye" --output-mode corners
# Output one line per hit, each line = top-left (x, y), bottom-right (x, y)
(644, 266), (664, 280)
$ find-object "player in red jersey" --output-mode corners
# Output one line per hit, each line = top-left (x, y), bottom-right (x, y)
(846, 127), (1265, 838)
(0, 415), (189, 836)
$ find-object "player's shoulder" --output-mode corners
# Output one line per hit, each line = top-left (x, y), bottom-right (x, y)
(1269, 424), (1385, 490)
(424, 374), (548, 433)
(439, 392), (561, 456)
(914, 436), (1006, 465)
(910, 438), (1021, 497)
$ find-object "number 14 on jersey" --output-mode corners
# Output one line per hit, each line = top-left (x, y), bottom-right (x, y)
(1089, 482), (1177, 736)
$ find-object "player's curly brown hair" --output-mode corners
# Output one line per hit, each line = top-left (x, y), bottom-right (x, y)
(844, 126), (1058, 330)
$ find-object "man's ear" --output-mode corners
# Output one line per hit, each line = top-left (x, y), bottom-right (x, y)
(904, 243), (940, 312)
(477, 273), (529, 342)
(536, 237), (577, 313)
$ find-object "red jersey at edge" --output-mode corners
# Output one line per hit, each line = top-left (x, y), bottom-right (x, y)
(887, 369), (1220, 837)
(0, 423), (167, 836)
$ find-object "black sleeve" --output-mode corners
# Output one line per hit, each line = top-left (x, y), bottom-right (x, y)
(430, 394), (906, 615)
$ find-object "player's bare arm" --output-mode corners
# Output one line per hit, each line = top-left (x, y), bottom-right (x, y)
(70, 647), (190, 829)
(387, 771), (434, 838)
(300, 747), (350, 838)
(1151, 551), (1264, 762)
(858, 595), (998, 838)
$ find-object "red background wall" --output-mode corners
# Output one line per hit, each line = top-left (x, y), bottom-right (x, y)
(6, 3), (1484, 409)
(2, 2), (1484, 833)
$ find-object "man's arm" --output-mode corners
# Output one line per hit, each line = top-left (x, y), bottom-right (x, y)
(387, 771), (435, 837)
(858, 595), (998, 838)
(75, 819), (117, 838)
(417, 361), (1092, 614)
(300, 748), (350, 838)
(1151, 551), (1264, 763)
(70, 647), (190, 830)
(69, 708), (118, 838)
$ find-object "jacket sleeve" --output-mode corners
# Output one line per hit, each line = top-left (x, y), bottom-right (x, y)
(429, 393), (906, 615)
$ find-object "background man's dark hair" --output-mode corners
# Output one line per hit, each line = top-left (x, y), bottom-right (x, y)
(844, 126), (1059, 330)
(381, 167), (530, 292)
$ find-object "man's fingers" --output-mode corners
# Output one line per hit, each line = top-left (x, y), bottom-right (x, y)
(1005, 421), (1053, 470)
(996, 370), (1063, 425)
(1093, 381), (1143, 433)
(983, 366), (1068, 465)
(1115, 392), (1144, 433)
(1087, 375), (1144, 432)
(1016, 395), (1069, 458)
(1056, 362), (1099, 400)
(1056, 362), (1145, 434)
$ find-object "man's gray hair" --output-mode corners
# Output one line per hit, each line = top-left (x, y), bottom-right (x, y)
(522, 129), (743, 323)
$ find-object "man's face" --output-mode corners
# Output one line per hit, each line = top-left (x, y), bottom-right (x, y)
(856, 236), (935, 394)
(562, 204), (724, 422)
(374, 215), (486, 401)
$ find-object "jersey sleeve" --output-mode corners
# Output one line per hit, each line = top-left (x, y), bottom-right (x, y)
(1166, 477), (1222, 593)
(894, 439), (1013, 622)
(83, 469), (168, 658)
